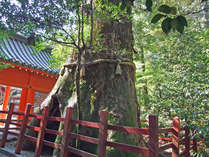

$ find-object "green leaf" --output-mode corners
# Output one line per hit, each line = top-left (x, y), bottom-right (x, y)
(170, 7), (177, 15)
(204, 29), (209, 39)
(158, 5), (171, 14)
(127, 6), (132, 14)
(145, 0), (152, 12)
(120, 3), (126, 10)
(151, 14), (165, 24)
(176, 15), (187, 27)
(176, 22), (184, 34)
(171, 15), (187, 34)
(171, 17), (178, 31)
(162, 18), (172, 34)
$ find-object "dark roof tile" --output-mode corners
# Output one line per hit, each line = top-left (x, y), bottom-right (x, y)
(0, 38), (59, 74)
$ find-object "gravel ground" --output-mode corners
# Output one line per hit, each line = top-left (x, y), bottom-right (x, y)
(0, 151), (12, 157)
(0, 132), (52, 157)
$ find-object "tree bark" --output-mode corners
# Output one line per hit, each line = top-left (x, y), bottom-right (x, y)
(23, 1), (140, 157)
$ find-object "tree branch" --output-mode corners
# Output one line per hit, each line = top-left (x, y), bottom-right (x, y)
(90, 0), (94, 47)
(41, 35), (77, 47)
(183, 6), (209, 16)
(60, 27), (79, 49)
(77, 9), (81, 48)
(75, 6), (82, 149)
(81, 2), (86, 48)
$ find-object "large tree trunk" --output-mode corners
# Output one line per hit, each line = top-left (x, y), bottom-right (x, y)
(23, 2), (140, 157)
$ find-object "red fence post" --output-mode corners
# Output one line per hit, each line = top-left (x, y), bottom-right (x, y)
(0, 103), (15, 147)
(192, 138), (197, 153)
(0, 86), (11, 126)
(172, 118), (180, 157)
(148, 114), (158, 157)
(15, 104), (32, 154)
(184, 127), (190, 157)
(98, 110), (108, 157)
(60, 107), (73, 157)
(34, 106), (49, 157)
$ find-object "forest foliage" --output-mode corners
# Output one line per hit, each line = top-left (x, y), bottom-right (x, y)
(133, 0), (209, 155)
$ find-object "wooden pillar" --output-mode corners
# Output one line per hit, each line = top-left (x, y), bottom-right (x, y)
(172, 118), (180, 157)
(98, 110), (108, 157)
(17, 88), (27, 121)
(17, 88), (35, 121)
(26, 88), (35, 114)
(0, 86), (11, 125)
(148, 114), (158, 157)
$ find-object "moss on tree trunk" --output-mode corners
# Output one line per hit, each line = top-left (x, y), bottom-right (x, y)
(23, 1), (140, 156)
(50, 53), (139, 157)
(78, 54), (139, 157)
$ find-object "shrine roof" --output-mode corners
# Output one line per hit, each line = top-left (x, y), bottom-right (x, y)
(0, 36), (59, 75)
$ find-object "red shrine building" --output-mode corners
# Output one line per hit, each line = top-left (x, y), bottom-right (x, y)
(0, 34), (58, 123)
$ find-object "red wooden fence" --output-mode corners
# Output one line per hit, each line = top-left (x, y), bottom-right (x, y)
(0, 103), (198, 157)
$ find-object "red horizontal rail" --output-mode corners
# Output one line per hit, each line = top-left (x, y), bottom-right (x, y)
(0, 119), (22, 124)
(108, 124), (149, 135)
(158, 128), (172, 134)
(106, 141), (149, 155)
(159, 137), (172, 142)
(69, 133), (99, 145)
(159, 142), (173, 152)
(10, 119), (23, 122)
(10, 122), (21, 127)
(43, 140), (62, 150)
(67, 146), (97, 157)
(26, 125), (40, 132)
(48, 116), (64, 122)
(72, 120), (100, 128)
(28, 113), (42, 119)
(24, 135), (37, 143)
(7, 131), (19, 136)
(45, 129), (63, 136)
(7, 127), (20, 130)
(12, 111), (24, 116)
(26, 114), (64, 122)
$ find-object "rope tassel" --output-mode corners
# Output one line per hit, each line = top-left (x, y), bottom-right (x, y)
(80, 65), (85, 78)
(115, 63), (122, 75)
